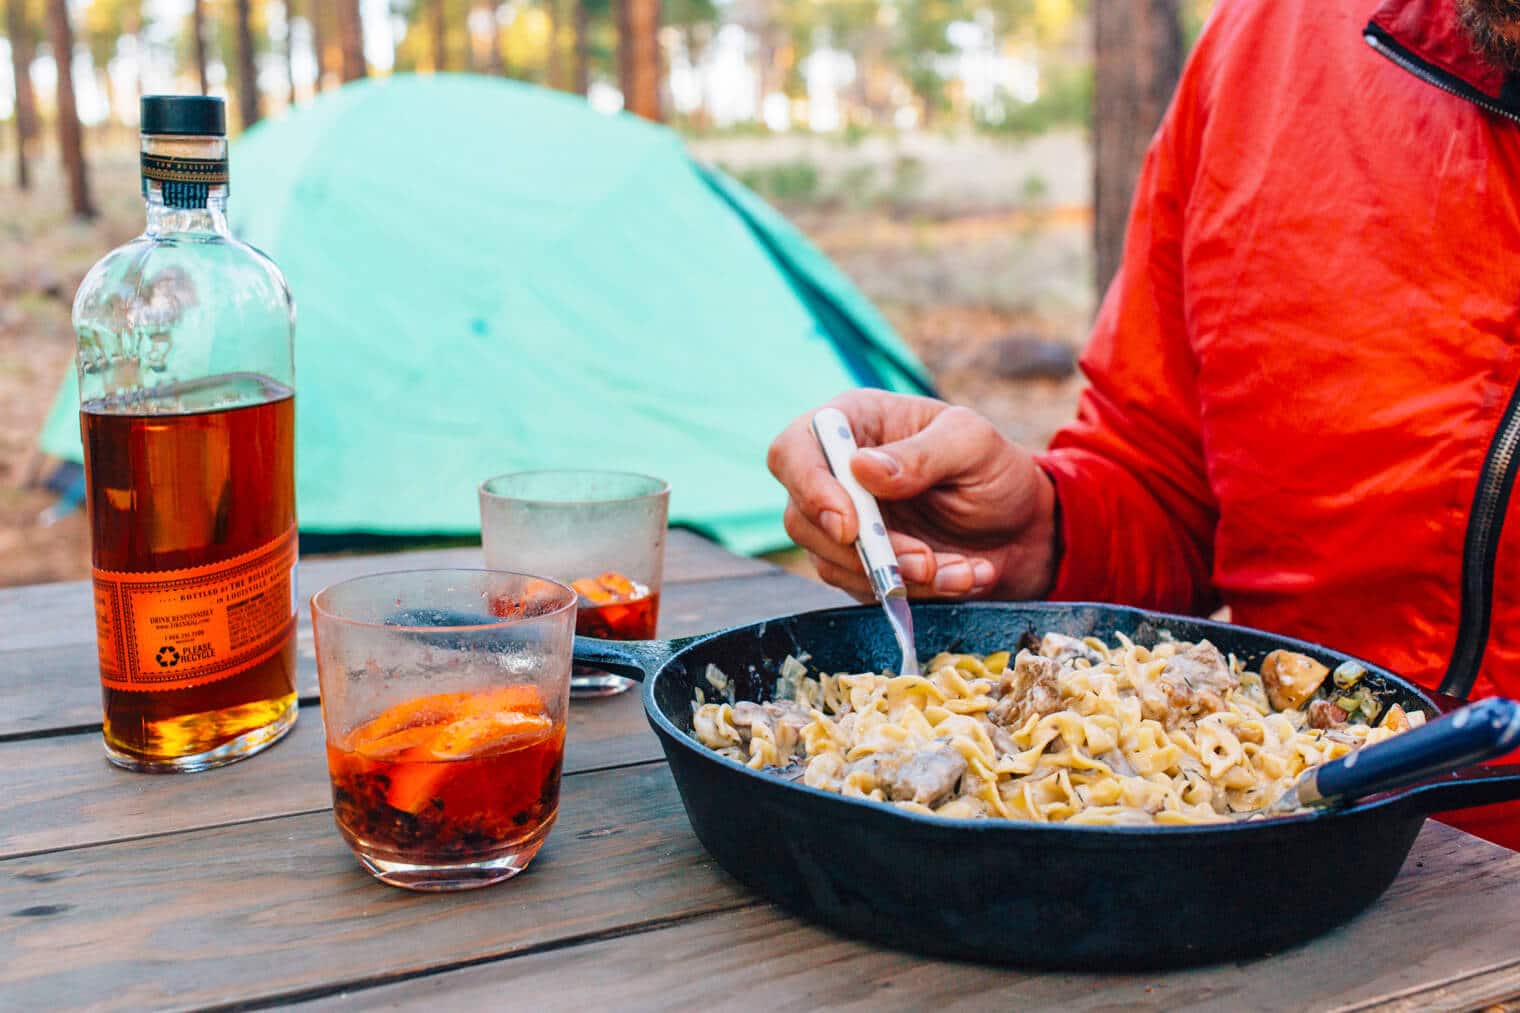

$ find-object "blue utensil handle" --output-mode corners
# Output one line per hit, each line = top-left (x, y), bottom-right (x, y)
(1302, 698), (1520, 805)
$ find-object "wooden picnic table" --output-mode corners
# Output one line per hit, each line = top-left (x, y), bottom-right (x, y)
(4, 529), (1520, 1011)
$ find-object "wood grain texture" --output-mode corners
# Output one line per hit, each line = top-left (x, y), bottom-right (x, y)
(0, 529), (770, 653)
(297, 823), (1520, 1013)
(0, 764), (753, 1010)
(0, 566), (848, 857)
(0, 689), (658, 859)
(1337, 962), (1520, 1013)
(0, 568), (848, 740)
(23, 539), (1520, 1010)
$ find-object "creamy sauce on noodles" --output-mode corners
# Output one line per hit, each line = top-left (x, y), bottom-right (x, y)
(691, 633), (1420, 825)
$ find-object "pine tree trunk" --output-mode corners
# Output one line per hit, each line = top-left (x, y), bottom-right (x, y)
(546, 0), (562, 89)
(285, 0), (299, 103)
(1092, 0), (1182, 298)
(486, 3), (506, 76)
(615, 0), (630, 99)
(571, 0), (589, 95)
(46, 0), (94, 218)
(309, 0), (329, 91)
(235, 0), (261, 128)
(5, 0), (37, 190)
(192, 0), (210, 95)
(336, 0), (366, 81)
(617, 0), (660, 120)
(431, 0), (447, 71)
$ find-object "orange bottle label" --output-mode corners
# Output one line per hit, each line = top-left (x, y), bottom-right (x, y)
(93, 526), (298, 692)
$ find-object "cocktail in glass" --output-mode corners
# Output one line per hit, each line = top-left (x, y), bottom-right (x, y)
(312, 569), (575, 891)
(479, 470), (668, 697)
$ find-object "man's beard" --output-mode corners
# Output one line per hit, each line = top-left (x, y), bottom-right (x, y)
(1460, 0), (1520, 71)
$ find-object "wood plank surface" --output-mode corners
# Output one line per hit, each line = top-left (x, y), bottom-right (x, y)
(0, 689), (657, 859)
(1340, 963), (1520, 1013)
(298, 823), (1520, 1013)
(0, 763), (755, 1011)
(0, 528), (770, 653)
(12, 536), (1520, 1012)
(0, 569), (849, 856)
(0, 569), (849, 740)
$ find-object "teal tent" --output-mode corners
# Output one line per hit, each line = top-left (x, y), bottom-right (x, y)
(39, 75), (932, 554)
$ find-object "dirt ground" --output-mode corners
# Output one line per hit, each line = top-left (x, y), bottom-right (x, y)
(0, 136), (1092, 588)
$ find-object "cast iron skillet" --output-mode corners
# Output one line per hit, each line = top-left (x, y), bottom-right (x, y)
(571, 601), (1520, 970)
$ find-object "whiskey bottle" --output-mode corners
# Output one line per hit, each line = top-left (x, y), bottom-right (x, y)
(72, 95), (298, 771)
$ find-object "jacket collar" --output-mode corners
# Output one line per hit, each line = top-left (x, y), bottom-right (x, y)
(1366, 0), (1520, 117)
(1370, 0), (1504, 95)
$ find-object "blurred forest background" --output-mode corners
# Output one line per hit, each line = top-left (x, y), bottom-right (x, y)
(1, 0), (1212, 585)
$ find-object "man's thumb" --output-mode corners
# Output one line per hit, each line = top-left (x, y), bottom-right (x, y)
(850, 407), (988, 499)
(850, 424), (958, 500)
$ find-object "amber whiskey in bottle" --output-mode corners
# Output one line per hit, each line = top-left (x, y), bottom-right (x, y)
(72, 96), (298, 771)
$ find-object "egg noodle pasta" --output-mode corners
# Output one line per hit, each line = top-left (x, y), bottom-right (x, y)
(691, 633), (1423, 825)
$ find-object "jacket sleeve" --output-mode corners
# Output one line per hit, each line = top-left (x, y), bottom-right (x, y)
(1036, 34), (1221, 615)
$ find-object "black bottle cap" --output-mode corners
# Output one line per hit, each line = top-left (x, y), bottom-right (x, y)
(140, 95), (226, 137)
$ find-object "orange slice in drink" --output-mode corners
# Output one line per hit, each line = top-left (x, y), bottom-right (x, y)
(353, 723), (440, 761)
(461, 684), (545, 717)
(572, 576), (615, 604)
(491, 579), (574, 619)
(429, 711), (555, 760)
(385, 764), (453, 815)
(354, 691), (474, 742)
(597, 571), (639, 599)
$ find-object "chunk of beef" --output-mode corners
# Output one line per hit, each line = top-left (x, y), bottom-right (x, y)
(844, 751), (906, 787)
(886, 745), (968, 807)
(1039, 632), (1102, 666)
(1144, 641), (1239, 725)
(730, 700), (810, 755)
(989, 652), (1063, 727)
(1307, 699), (1349, 729)
(1164, 641), (1238, 695)
(989, 723), (1018, 757)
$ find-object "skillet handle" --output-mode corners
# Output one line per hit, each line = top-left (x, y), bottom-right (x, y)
(1393, 763), (1520, 814)
(572, 636), (698, 682)
(1425, 688), (1473, 713)
(1303, 698), (1520, 805)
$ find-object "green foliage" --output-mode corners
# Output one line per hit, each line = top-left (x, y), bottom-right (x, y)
(974, 62), (1091, 137)
(82, 0), (146, 68)
(723, 158), (822, 203)
(1183, 0), (1216, 48)
(882, 153), (924, 209)
(893, 0), (968, 118)
(1020, 171), (1048, 204)
(836, 162), (878, 207)
(664, 0), (716, 34)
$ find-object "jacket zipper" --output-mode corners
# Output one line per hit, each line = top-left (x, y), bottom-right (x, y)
(1366, 24), (1520, 698)
(1364, 27), (1520, 125)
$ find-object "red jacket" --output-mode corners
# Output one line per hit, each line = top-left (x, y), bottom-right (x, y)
(1039, 0), (1520, 847)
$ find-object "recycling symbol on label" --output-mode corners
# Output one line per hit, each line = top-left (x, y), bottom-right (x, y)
(155, 645), (180, 668)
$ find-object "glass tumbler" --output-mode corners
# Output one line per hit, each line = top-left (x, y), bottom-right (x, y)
(479, 470), (669, 698)
(312, 569), (575, 891)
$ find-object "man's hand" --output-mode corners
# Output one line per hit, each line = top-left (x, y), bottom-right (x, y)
(767, 390), (1060, 602)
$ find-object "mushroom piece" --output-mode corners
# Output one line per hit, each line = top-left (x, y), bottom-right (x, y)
(887, 746), (969, 807)
(1260, 650), (1330, 712)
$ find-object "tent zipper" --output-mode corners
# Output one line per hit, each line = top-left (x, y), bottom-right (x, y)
(1366, 24), (1520, 698)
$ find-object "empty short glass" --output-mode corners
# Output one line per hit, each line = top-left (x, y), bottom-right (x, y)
(312, 569), (575, 891)
(479, 470), (669, 697)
